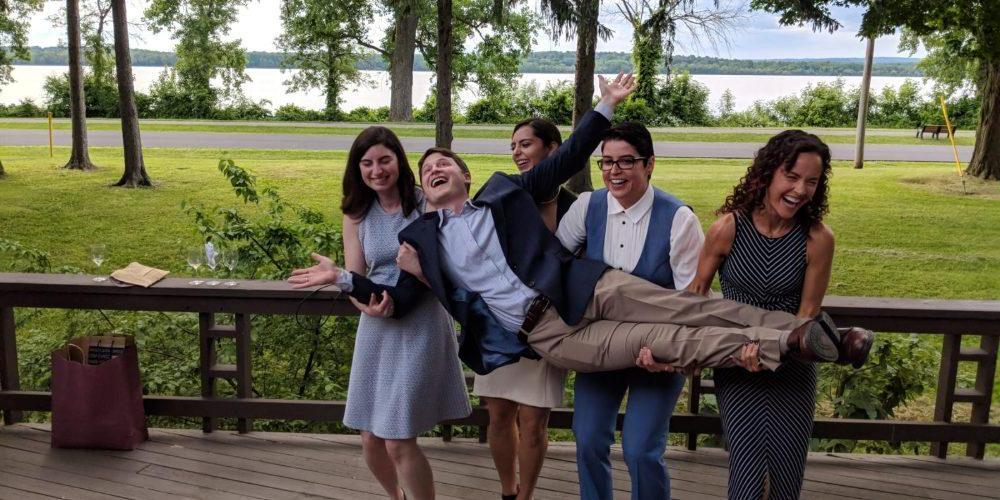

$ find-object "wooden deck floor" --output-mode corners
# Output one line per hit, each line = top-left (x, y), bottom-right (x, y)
(0, 424), (998, 499)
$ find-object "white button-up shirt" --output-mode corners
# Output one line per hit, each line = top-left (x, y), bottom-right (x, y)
(555, 186), (705, 289)
(437, 201), (538, 332)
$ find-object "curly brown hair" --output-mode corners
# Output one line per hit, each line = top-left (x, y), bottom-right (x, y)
(718, 130), (832, 227)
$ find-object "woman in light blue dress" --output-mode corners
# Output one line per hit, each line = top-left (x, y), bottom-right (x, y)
(291, 127), (470, 500)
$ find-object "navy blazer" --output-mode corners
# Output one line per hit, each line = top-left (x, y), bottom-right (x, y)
(350, 110), (611, 373)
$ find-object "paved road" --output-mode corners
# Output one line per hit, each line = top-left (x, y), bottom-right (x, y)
(1, 128), (973, 162)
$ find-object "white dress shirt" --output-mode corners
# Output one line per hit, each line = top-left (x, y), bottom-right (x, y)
(555, 185), (705, 289)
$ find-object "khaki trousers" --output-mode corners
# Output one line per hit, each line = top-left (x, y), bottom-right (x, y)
(527, 270), (807, 373)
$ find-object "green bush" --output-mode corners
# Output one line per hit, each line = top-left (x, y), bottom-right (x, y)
(791, 79), (857, 127)
(274, 104), (326, 122)
(412, 93), (437, 123)
(212, 97), (273, 120)
(343, 106), (390, 123)
(0, 99), (47, 118)
(654, 72), (713, 126)
(814, 334), (937, 453)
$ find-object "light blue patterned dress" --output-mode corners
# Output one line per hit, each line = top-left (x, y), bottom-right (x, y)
(343, 198), (471, 439)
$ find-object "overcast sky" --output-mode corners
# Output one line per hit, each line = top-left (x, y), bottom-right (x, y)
(27, 0), (924, 60)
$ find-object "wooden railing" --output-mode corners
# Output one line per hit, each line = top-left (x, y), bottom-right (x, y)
(1, 273), (998, 459)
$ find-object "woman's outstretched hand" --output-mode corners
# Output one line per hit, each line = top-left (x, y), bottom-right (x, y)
(598, 72), (636, 108)
(288, 252), (342, 288)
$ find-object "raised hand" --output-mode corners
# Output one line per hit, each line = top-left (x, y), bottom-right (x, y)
(598, 72), (636, 108)
(288, 252), (342, 289)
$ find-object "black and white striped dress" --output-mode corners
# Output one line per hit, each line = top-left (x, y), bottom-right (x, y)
(715, 212), (815, 500)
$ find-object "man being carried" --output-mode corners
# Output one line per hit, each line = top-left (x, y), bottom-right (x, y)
(290, 73), (873, 375)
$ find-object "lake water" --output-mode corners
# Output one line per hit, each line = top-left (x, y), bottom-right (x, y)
(1, 65), (928, 113)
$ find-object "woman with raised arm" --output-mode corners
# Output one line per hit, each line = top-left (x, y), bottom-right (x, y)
(323, 127), (470, 500)
(471, 117), (575, 500)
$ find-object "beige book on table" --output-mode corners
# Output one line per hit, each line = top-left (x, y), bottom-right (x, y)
(110, 262), (169, 287)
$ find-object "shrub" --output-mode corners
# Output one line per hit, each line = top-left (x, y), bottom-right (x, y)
(0, 98), (47, 118)
(655, 72), (713, 126)
(412, 93), (437, 123)
(274, 104), (326, 122)
(343, 106), (390, 123)
(213, 97), (273, 120)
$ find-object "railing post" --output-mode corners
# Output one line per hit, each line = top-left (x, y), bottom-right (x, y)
(199, 313), (218, 433)
(200, 312), (253, 434)
(932, 334), (961, 458)
(967, 334), (998, 459)
(0, 307), (22, 425)
(234, 313), (252, 434)
(687, 374), (702, 450)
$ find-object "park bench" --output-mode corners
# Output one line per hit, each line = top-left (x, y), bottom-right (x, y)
(917, 124), (957, 139)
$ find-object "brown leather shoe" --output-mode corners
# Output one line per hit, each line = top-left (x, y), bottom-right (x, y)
(787, 319), (839, 362)
(836, 327), (874, 368)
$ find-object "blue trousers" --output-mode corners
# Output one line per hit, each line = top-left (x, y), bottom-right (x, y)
(573, 368), (686, 500)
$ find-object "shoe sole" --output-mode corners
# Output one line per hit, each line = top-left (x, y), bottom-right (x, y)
(851, 330), (875, 369)
(817, 311), (841, 344)
(805, 321), (840, 362)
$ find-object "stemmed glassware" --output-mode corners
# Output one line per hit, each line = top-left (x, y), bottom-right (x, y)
(204, 242), (220, 286)
(220, 248), (239, 286)
(90, 244), (107, 282)
(186, 248), (204, 285)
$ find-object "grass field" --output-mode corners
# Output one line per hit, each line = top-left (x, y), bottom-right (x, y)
(2, 145), (998, 455)
(2, 145), (997, 299)
(0, 119), (978, 146)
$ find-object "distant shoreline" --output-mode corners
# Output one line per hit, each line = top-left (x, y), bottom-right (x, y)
(15, 47), (924, 78)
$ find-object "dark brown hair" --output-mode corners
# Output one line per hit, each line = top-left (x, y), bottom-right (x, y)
(513, 118), (563, 148)
(718, 130), (832, 227)
(340, 126), (418, 219)
(417, 147), (472, 193)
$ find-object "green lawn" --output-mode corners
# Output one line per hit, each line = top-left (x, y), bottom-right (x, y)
(2, 145), (996, 299)
(2, 145), (998, 455)
(0, 119), (978, 146)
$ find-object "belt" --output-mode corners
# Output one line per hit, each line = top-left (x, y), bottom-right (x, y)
(519, 295), (551, 336)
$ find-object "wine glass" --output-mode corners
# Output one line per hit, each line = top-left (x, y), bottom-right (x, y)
(221, 248), (239, 286)
(186, 248), (204, 285)
(204, 242), (220, 286)
(90, 244), (108, 282)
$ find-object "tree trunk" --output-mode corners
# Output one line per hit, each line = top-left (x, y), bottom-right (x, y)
(853, 36), (875, 170)
(966, 59), (1000, 181)
(111, 0), (152, 187)
(388, 1), (417, 122)
(435, 0), (454, 149)
(566, 0), (599, 194)
(65, 0), (97, 171)
(0, 160), (5, 177)
(324, 45), (340, 120)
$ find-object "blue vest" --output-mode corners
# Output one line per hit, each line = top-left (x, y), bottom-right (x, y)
(584, 188), (685, 289)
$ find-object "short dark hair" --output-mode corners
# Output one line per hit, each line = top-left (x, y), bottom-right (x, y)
(512, 118), (563, 148)
(341, 126), (418, 219)
(417, 147), (472, 193)
(601, 121), (654, 159)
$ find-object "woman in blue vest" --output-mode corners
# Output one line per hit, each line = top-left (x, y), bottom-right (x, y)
(555, 121), (705, 499)
(473, 118), (576, 500)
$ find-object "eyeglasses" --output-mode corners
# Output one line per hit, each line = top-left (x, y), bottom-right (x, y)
(595, 157), (647, 171)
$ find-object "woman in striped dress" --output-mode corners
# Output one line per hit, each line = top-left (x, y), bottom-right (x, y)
(687, 130), (836, 500)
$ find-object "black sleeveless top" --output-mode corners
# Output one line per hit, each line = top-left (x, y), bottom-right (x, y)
(719, 212), (808, 314)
